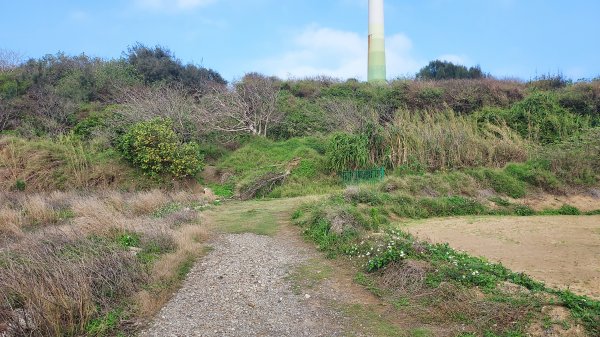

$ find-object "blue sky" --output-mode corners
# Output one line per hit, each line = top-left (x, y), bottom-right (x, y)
(1, 0), (599, 82)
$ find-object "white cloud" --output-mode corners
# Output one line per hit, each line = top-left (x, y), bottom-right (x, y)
(437, 54), (468, 65)
(256, 25), (424, 80)
(135, 0), (217, 11)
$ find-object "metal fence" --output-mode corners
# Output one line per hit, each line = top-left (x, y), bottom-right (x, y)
(340, 167), (385, 185)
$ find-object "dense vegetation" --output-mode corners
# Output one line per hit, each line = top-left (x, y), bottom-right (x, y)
(1, 45), (600, 336)
(1, 46), (599, 196)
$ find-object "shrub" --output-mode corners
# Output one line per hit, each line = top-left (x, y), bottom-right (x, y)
(504, 161), (561, 191)
(326, 132), (369, 171)
(540, 204), (582, 216)
(513, 204), (535, 216)
(416, 60), (487, 81)
(118, 118), (203, 178)
(478, 92), (591, 144)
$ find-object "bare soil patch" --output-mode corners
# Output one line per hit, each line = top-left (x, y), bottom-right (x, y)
(522, 193), (600, 212)
(405, 215), (600, 299)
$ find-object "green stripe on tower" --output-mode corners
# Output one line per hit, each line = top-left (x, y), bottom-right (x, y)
(368, 0), (386, 83)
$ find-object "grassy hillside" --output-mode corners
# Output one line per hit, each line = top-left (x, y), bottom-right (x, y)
(292, 186), (600, 336)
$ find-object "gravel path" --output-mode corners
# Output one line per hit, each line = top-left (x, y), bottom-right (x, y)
(141, 233), (350, 337)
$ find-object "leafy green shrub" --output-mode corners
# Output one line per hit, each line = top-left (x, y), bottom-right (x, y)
(270, 91), (330, 139)
(513, 205), (535, 216)
(118, 118), (203, 178)
(416, 60), (487, 80)
(14, 179), (26, 191)
(538, 204), (582, 216)
(478, 92), (591, 144)
(73, 113), (107, 139)
(556, 204), (582, 215)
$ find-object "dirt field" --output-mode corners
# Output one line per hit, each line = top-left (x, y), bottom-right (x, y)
(404, 215), (600, 299)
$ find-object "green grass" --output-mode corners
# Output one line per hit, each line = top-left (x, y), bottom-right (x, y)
(286, 259), (333, 295)
(209, 183), (235, 198)
(354, 272), (384, 297)
(216, 136), (341, 198)
(214, 206), (279, 235)
(294, 191), (600, 335)
(152, 202), (183, 218)
(210, 197), (314, 236)
(85, 308), (123, 336)
(341, 304), (404, 337)
(176, 253), (196, 281)
(469, 168), (527, 198)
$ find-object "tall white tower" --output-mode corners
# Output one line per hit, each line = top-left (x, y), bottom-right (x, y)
(368, 0), (386, 83)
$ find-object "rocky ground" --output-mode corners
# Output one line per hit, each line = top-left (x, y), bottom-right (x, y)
(141, 232), (355, 337)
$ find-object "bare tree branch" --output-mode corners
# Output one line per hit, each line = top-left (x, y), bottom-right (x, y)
(118, 83), (205, 141)
(199, 74), (282, 137)
(0, 49), (23, 72)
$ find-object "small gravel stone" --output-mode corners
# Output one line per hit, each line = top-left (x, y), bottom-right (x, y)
(141, 233), (348, 337)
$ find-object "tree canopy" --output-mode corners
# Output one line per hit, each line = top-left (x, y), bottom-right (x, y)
(416, 60), (487, 80)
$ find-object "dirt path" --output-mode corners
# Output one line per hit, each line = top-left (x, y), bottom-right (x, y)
(142, 198), (401, 337)
(404, 215), (600, 299)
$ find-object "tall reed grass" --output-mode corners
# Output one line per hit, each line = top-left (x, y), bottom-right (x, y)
(384, 110), (528, 171)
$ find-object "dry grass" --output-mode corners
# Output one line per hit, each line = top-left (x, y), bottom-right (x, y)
(130, 190), (170, 215)
(136, 225), (209, 317)
(385, 110), (528, 171)
(0, 207), (23, 238)
(0, 233), (145, 337)
(21, 195), (58, 227)
(374, 260), (537, 336)
(0, 189), (213, 336)
(0, 135), (157, 192)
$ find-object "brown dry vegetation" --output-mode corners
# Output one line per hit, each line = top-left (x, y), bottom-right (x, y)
(0, 136), (155, 192)
(0, 189), (215, 337)
(372, 261), (539, 336)
(385, 110), (528, 171)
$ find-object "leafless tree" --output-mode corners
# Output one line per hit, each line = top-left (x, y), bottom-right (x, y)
(118, 83), (206, 141)
(0, 49), (23, 72)
(200, 73), (282, 137)
(318, 97), (375, 133)
(0, 104), (15, 130)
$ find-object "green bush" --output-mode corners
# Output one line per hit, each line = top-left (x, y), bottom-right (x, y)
(540, 204), (582, 216)
(118, 118), (203, 178)
(326, 132), (369, 171)
(513, 204), (535, 216)
(505, 161), (561, 191)
(478, 92), (591, 145)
